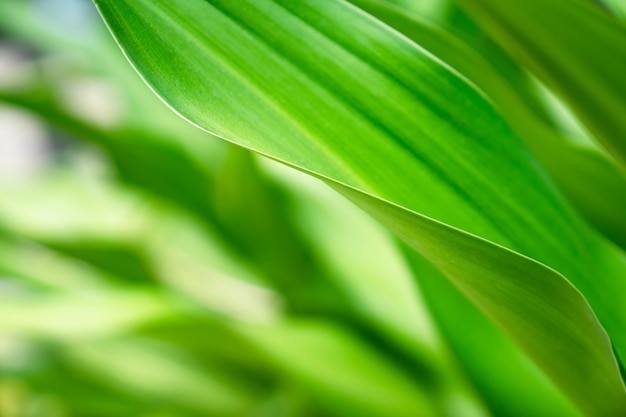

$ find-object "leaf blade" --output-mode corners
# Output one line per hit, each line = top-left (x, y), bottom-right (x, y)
(94, 0), (626, 414)
(455, 0), (626, 170)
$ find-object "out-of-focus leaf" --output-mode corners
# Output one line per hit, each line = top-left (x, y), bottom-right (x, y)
(0, 172), (291, 322)
(455, 0), (626, 171)
(140, 313), (441, 417)
(238, 320), (438, 417)
(602, 0), (626, 20)
(142, 315), (442, 417)
(0, 290), (171, 341)
(212, 147), (349, 316)
(0, 88), (348, 314)
(95, 0), (626, 415)
(0, 370), (154, 417)
(0, 0), (206, 135)
(0, 239), (104, 292)
(0, 173), (159, 283)
(0, 89), (221, 227)
(66, 339), (258, 416)
(264, 161), (488, 416)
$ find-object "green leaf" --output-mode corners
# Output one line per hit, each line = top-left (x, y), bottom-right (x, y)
(344, 6), (623, 412)
(212, 147), (350, 316)
(65, 339), (258, 416)
(454, 0), (626, 171)
(269, 163), (489, 416)
(238, 320), (439, 417)
(350, 0), (626, 249)
(0, 289), (171, 341)
(403, 249), (582, 417)
(0, 173), (160, 284)
(602, 0), (626, 21)
(0, 88), (222, 230)
(94, 0), (626, 414)
(338, 184), (625, 416)
(0, 78), (350, 313)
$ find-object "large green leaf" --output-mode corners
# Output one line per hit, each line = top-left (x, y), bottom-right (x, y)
(350, 0), (626, 249)
(454, 0), (626, 171)
(345, 4), (625, 413)
(402, 249), (582, 417)
(94, 0), (626, 414)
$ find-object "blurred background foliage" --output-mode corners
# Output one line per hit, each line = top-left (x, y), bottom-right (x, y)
(0, 0), (625, 416)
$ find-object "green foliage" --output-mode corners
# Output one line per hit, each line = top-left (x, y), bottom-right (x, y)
(1, 0), (626, 416)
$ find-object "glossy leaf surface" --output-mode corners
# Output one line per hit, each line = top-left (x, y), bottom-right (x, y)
(94, 0), (626, 414)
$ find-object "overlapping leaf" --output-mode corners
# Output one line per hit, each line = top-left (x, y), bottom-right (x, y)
(94, 0), (626, 415)
(348, 2), (626, 361)
(455, 0), (626, 170)
(334, 4), (601, 414)
(351, 0), (626, 249)
(403, 250), (582, 417)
